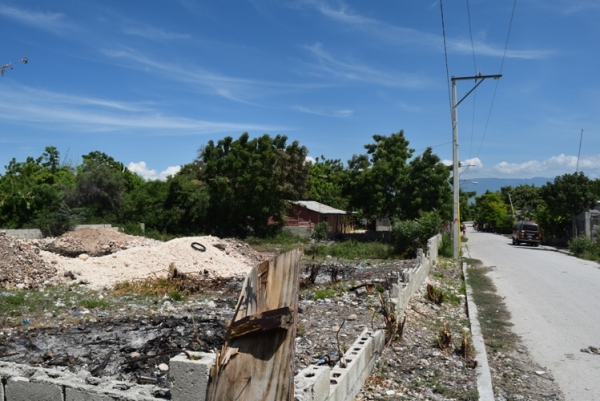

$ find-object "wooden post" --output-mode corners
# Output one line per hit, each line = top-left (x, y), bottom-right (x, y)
(207, 248), (301, 401)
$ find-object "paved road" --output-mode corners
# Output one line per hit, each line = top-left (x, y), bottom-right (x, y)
(463, 228), (600, 401)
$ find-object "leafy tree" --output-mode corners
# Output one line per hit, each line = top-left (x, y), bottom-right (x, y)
(200, 133), (310, 237)
(540, 172), (596, 237)
(306, 156), (348, 210)
(474, 191), (510, 232)
(345, 130), (414, 220)
(403, 147), (452, 220)
(65, 151), (126, 222)
(121, 177), (169, 230)
(160, 174), (210, 235)
(500, 184), (544, 220)
(0, 147), (75, 229)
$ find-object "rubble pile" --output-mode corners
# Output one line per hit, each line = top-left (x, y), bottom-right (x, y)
(44, 227), (161, 257)
(0, 232), (58, 289)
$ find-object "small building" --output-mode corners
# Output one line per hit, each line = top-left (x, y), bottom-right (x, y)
(284, 200), (350, 236)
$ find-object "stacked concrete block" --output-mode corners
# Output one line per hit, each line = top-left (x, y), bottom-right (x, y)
(169, 352), (215, 401)
(5, 377), (63, 401)
(294, 365), (330, 401)
(0, 361), (158, 401)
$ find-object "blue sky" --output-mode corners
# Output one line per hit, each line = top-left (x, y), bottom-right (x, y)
(1, 0), (599, 180)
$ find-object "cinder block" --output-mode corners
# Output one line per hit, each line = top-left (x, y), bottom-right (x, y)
(169, 352), (215, 401)
(294, 365), (330, 401)
(5, 376), (63, 401)
(65, 388), (114, 401)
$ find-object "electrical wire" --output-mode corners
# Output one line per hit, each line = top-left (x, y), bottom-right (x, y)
(465, 0), (478, 159)
(439, 0), (452, 119)
(476, 0), (517, 158)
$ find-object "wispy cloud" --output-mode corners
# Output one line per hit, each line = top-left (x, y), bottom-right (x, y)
(300, 0), (552, 60)
(0, 83), (288, 135)
(446, 154), (600, 178)
(127, 161), (181, 180)
(292, 105), (353, 117)
(99, 47), (311, 104)
(0, 5), (72, 33)
(122, 25), (191, 40)
(303, 43), (430, 88)
(493, 154), (600, 176)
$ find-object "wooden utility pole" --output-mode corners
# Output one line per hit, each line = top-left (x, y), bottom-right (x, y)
(452, 73), (501, 258)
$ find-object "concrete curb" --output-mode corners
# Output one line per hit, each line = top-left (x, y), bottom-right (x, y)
(461, 255), (495, 401)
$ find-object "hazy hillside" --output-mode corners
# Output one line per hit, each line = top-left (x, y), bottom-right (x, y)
(460, 177), (554, 196)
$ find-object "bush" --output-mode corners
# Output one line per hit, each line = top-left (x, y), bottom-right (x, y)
(568, 236), (597, 257)
(439, 233), (453, 257)
(313, 221), (329, 241)
(393, 211), (442, 257)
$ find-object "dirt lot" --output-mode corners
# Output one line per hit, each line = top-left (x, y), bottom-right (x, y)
(0, 229), (566, 400)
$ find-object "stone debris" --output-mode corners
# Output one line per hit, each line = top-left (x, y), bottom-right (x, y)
(43, 227), (162, 257)
(0, 232), (58, 289)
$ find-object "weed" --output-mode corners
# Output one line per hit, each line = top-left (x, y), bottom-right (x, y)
(436, 323), (452, 352)
(79, 299), (109, 309)
(314, 240), (394, 260)
(465, 260), (517, 352)
(378, 293), (406, 345)
(426, 284), (444, 304)
(313, 288), (337, 300)
(296, 323), (306, 337)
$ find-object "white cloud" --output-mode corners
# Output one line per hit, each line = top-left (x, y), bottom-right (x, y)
(0, 83), (288, 135)
(0, 5), (72, 33)
(127, 161), (180, 181)
(122, 25), (191, 40)
(292, 105), (353, 118)
(300, 0), (552, 60)
(305, 156), (316, 164)
(303, 43), (431, 89)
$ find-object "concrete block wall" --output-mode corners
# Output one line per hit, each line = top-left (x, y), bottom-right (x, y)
(0, 361), (159, 401)
(0, 224), (119, 240)
(0, 229), (43, 239)
(294, 329), (385, 401)
(396, 234), (441, 319)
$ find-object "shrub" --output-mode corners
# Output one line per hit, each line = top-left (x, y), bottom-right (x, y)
(568, 236), (597, 257)
(313, 221), (330, 241)
(439, 233), (453, 257)
(393, 211), (442, 257)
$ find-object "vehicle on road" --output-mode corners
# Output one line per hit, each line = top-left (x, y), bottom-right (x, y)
(512, 220), (542, 246)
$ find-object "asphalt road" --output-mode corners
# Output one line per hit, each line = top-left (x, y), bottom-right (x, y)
(463, 228), (600, 401)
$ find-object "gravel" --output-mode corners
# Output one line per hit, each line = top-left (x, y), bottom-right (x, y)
(0, 231), (567, 399)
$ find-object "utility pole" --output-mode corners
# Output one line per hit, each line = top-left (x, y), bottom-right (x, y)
(452, 73), (501, 258)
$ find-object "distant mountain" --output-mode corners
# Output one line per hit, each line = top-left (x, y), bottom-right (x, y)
(460, 177), (554, 196)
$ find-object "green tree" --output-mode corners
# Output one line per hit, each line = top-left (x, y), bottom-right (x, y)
(65, 151), (126, 222)
(345, 130), (414, 220)
(0, 147), (75, 230)
(200, 133), (310, 237)
(306, 156), (348, 210)
(540, 172), (596, 237)
(403, 147), (452, 220)
(474, 191), (510, 232)
(500, 184), (544, 220)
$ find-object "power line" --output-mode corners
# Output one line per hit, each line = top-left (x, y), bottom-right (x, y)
(465, 0), (478, 159)
(476, 0), (517, 158)
(439, 0), (452, 119)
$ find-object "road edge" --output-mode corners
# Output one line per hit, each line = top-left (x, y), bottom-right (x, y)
(461, 257), (495, 401)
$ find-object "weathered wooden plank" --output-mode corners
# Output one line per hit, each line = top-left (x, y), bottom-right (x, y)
(207, 248), (301, 401)
(228, 306), (293, 339)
